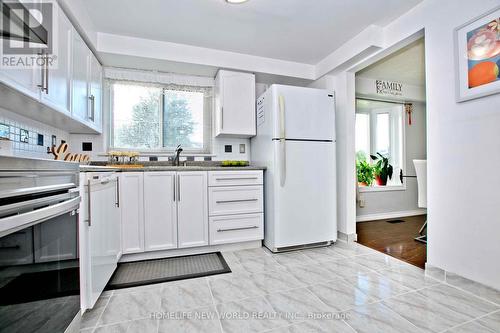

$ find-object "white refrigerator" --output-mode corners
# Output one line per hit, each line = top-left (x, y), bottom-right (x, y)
(251, 84), (337, 252)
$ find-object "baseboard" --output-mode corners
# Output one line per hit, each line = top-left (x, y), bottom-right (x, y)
(425, 263), (500, 305)
(337, 231), (357, 242)
(119, 240), (262, 263)
(356, 209), (427, 222)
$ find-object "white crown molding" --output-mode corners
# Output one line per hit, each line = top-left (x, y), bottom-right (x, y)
(97, 33), (316, 80)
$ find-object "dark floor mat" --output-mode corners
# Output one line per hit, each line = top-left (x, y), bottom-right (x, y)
(386, 219), (406, 223)
(106, 252), (231, 290)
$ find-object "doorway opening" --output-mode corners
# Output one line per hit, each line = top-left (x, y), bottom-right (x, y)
(354, 38), (427, 268)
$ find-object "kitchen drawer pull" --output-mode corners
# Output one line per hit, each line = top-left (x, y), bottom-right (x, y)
(217, 226), (259, 232)
(216, 177), (258, 180)
(216, 198), (258, 204)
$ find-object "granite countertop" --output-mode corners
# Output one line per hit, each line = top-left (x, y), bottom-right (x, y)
(79, 164), (266, 172)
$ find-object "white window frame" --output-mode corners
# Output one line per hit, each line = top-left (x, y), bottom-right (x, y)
(356, 99), (406, 193)
(108, 80), (213, 155)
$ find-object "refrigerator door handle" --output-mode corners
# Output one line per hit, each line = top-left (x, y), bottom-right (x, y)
(278, 95), (286, 187)
(278, 95), (285, 139)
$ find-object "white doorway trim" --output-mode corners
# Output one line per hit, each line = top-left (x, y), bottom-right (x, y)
(342, 29), (428, 242)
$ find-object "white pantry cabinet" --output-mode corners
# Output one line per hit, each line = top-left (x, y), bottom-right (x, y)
(119, 173), (145, 254)
(177, 172), (209, 248)
(144, 172), (177, 251)
(215, 70), (256, 138)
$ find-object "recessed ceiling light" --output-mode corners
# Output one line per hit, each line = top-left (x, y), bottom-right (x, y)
(225, 0), (249, 4)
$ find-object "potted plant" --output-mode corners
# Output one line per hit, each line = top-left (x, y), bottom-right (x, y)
(370, 152), (393, 186)
(356, 160), (374, 186)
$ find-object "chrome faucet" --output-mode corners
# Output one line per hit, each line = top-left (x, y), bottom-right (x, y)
(173, 145), (183, 166)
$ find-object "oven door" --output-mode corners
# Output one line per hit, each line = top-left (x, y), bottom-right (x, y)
(0, 194), (81, 333)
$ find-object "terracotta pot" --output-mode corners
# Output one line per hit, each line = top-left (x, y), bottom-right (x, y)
(358, 182), (368, 187)
(375, 175), (387, 186)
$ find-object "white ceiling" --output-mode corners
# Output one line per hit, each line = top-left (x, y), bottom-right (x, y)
(82, 0), (423, 64)
(356, 38), (426, 86)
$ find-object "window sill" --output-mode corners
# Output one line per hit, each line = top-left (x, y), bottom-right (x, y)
(99, 150), (215, 157)
(358, 185), (406, 193)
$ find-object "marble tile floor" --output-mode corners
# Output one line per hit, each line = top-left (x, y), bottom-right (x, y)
(80, 241), (500, 333)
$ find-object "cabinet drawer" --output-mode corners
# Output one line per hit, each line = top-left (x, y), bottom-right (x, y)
(209, 213), (263, 245)
(209, 186), (263, 216)
(208, 171), (263, 187)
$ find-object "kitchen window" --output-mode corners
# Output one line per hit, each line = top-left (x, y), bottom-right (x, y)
(111, 82), (212, 153)
(356, 98), (405, 191)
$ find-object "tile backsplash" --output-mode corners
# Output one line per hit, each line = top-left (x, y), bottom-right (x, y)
(0, 107), (69, 159)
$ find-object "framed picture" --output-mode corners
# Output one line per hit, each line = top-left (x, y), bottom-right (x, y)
(455, 6), (500, 102)
(20, 129), (29, 143)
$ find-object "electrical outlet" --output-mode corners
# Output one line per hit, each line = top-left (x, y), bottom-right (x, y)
(239, 144), (246, 154)
(359, 197), (365, 208)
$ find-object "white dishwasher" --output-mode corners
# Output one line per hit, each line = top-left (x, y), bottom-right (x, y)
(79, 172), (122, 310)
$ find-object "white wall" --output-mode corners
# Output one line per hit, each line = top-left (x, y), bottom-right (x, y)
(68, 82), (269, 162)
(314, 0), (500, 290)
(356, 102), (427, 218)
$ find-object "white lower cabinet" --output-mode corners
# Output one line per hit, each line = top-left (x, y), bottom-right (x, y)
(177, 172), (209, 248)
(121, 171), (208, 254)
(120, 173), (144, 254)
(120, 170), (262, 256)
(208, 171), (264, 245)
(144, 172), (177, 251)
(209, 213), (263, 245)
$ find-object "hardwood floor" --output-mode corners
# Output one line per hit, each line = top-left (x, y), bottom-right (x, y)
(356, 215), (427, 269)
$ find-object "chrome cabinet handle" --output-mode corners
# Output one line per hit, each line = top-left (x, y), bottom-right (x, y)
(173, 175), (176, 202)
(88, 95), (95, 121)
(217, 226), (259, 232)
(37, 52), (46, 92)
(86, 180), (91, 226)
(116, 177), (120, 207)
(215, 177), (258, 181)
(216, 199), (258, 204)
(221, 106), (224, 130)
(177, 174), (181, 201)
(45, 53), (49, 94)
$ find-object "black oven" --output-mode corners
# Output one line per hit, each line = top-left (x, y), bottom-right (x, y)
(0, 156), (81, 333)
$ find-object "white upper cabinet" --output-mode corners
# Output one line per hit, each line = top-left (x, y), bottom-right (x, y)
(0, 2), (102, 133)
(215, 70), (256, 138)
(144, 172), (177, 251)
(88, 53), (103, 131)
(71, 30), (90, 124)
(71, 31), (102, 132)
(0, 66), (40, 101)
(40, 3), (72, 114)
(177, 172), (209, 248)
